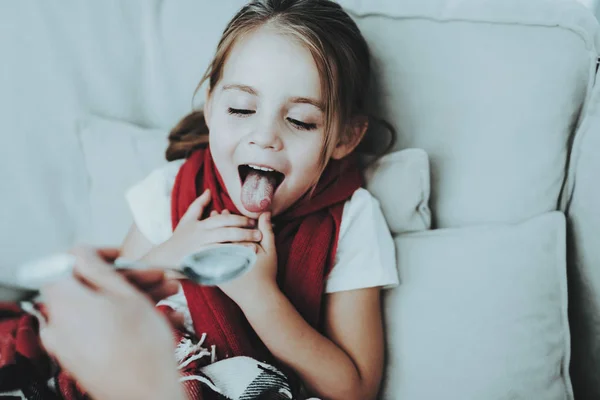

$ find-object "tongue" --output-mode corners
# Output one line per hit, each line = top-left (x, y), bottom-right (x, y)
(241, 170), (277, 213)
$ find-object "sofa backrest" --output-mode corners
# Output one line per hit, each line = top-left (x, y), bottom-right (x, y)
(1, 0), (600, 397)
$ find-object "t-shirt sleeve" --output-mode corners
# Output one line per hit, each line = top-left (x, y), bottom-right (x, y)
(124, 160), (185, 245)
(324, 188), (399, 294)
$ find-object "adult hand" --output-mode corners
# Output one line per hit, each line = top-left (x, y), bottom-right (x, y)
(40, 247), (186, 400)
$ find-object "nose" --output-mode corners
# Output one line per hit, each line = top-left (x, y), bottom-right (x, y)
(247, 118), (283, 151)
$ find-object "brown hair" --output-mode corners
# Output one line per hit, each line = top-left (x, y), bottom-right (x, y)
(166, 0), (394, 166)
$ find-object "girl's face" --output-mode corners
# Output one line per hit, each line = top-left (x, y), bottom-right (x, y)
(205, 27), (327, 218)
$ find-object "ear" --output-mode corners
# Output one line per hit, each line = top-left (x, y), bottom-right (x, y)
(331, 116), (369, 160)
(203, 89), (213, 128)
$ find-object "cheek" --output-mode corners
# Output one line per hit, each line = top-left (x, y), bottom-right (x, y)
(209, 115), (241, 152)
(289, 136), (324, 176)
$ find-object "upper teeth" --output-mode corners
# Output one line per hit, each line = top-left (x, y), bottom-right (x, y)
(248, 165), (274, 172)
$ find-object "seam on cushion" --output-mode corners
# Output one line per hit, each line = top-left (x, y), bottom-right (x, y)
(553, 212), (574, 399)
(397, 212), (558, 239)
(347, 3), (600, 219)
(562, 64), (600, 213)
(372, 149), (432, 232)
(558, 55), (597, 212)
(417, 152), (432, 231)
(345, 0), (600, 51)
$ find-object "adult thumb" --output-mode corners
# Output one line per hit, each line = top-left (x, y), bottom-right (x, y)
(70, 246), (130, 296)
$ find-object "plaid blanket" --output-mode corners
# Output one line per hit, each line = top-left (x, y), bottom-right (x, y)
(176, 335), (319, 400)
(0, 300), (320, 400)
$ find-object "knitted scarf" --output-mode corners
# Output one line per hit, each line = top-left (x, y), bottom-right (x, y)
(171, 147), (363, 362)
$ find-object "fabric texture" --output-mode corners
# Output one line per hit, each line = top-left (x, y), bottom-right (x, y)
(339, 0), (597, 228)
(170, 147), (363, 365)
(0, 303), (316, 400)
(564, 66), (600, 398)
(0, 302), (84, 400)
(77, 115), (170, 246)
(364, 148), (431, 234)
(126, 161), (399, 294)
(381, 212), (573, 400)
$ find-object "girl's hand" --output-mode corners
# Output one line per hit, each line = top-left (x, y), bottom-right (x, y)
(148, 189), (261, 266)
(218, 212), (278, 308)
(40, 247), (186, 400)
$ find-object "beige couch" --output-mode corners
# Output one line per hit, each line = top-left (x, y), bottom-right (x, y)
(1, 0), (600, 398)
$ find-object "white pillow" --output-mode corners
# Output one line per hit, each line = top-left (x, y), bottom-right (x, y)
(337, 0), (598, 228)
(77, 114), (431, 245)
(365, 149), (431, 234)
(77, 115), (169, 245)
(382, 212), (572, 399)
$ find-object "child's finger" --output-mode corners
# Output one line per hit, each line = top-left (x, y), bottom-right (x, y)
(210, 227), (261, 244)
(258, 213), (275, 252)
(238, 242), (259, 253)
(210, 210), (218, 217)
(222, 210), (230, 215)
(180, 189), (211, 225)
(202, 214), (256, 229)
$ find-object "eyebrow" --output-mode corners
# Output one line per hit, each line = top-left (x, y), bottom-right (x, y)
(222, 83), (324, 111)
(222, 84), (257, 96)
(289, 96), (324, 111)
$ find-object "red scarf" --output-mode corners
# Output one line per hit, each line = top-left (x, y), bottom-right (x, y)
(171, 147), (363, 362)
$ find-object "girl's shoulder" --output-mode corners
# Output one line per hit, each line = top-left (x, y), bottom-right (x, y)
(325, 188), (398, 294)
(339, 188), (383, 236)
(136, 160), (186, 192)
(125, 160), (185, 245)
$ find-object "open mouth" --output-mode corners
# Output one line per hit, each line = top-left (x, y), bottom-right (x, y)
(238, 164), (285, 213)
(238, 164), (285, 187)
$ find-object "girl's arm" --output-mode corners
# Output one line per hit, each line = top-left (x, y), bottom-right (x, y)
(241, 285), (384, 400)
(120, 223), (154, 260)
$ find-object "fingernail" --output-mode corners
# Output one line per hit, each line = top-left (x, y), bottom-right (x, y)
(249, 219), (257, 227)
(254, 231), (262, 241)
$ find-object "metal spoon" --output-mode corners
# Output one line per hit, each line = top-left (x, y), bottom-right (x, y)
(1, 244), (257, 303)
(114, 244), (257, 286)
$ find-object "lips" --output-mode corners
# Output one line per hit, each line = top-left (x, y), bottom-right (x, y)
(238, 164), (285, 188)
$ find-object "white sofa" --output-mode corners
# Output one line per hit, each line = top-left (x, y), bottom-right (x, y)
(2, 0), (600, 399)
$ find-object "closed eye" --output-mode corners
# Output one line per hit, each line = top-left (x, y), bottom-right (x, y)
(228, 108), (255, 116)
(287, 117), (317, 131)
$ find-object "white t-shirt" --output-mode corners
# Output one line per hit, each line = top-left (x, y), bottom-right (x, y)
(126, 160), (399, 293)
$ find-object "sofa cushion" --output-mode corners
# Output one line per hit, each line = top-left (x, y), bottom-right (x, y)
(564, 67), (600, 398)
(77, 115), (168, 245)
(364, 149), (431, 234)
(383, 212), (572, 399)
(77, 115), (431, 245)
(337, 0), (599, 228)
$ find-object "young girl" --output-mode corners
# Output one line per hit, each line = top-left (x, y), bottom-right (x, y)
(121, 0), (397, 399)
